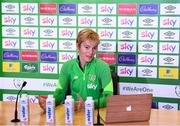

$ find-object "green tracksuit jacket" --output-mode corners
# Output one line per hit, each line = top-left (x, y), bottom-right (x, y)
(54, 57), (113, 108)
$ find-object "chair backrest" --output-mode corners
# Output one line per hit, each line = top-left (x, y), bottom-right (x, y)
(110, 70), (156, 109)
(111, 70), (118, 95)
(152, 100), (158, 109)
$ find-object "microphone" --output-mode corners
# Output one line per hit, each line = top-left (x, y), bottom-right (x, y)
(94, 88), (104, 126)
(11, 81), (27, 122)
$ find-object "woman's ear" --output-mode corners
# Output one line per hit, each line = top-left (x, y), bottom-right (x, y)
(76, 43), (80, 50)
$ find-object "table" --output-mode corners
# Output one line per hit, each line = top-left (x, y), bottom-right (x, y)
(0, 101), (180, 125)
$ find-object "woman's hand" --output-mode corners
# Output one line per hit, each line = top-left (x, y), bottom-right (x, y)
(36, 96), (47, 111)
(74, 94), (85, 111)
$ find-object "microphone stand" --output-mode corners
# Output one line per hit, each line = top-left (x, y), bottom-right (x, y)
(11, 81), (27, 122)
(94, 89), (103, 126)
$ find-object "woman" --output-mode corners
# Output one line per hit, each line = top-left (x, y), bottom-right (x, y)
(38, 28), (113, 111)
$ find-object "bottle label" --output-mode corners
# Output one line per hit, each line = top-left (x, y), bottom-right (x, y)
(65, 101), (73, 124)
(46, 99), (55, 123)
(20, 100), (29, 122)
(85, 102), (94, 126)
(46, 106), (54, 123)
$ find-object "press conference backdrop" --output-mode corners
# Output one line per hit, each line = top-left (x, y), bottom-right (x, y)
(0, 0), (180, 110)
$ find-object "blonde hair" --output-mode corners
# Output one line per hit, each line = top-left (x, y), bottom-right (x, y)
(76, 29), (100, 48)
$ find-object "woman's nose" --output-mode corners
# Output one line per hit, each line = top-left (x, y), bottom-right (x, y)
(89, 49), (94, 55)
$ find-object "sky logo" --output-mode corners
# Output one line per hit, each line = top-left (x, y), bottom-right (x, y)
(120, 43), (134, 51)
(120, 68), (133, 76)
(162, 18), (177, 27)
(80, 17), (93, 26)
(59, 52), (76, 62)
(22, 4), (36, 13)
(61, 53), (74, 60)
(43, 65), (55, 72)
(118, 66), (136, 77)
(162, 43), (176, 53)
(4, 39), (17, 48)
(100, 5), (114, 14)
(61, 29), (74, 38)
(42, 17), (55, 25)
(140, 56), (154, 64)
(4, 16), (17, 25)
(23, 29), (36, 37)
(120, 18), (134, 27)
(40, 63), (57, 74)
(42, 41), (55, 49)
(100, 30), (113, 39)
(140, 31), (155, 39)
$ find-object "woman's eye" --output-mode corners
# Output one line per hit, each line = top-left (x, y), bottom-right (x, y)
(93, 47), (97, 50)
(85, 46), (89, 49)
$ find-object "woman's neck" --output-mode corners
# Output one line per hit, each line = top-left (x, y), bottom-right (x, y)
(78, 56), (85, 70)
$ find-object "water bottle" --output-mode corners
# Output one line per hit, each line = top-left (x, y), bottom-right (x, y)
(20, 94), (29, 122)
(65, 95), (74, 124)
(46, 95), (55, 124)
(85, 97), (94, 126)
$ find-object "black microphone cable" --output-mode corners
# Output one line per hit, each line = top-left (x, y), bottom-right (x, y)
(94, 88), (104, 126)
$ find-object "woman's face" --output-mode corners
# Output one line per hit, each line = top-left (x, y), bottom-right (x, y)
(77, 40), (98, 66)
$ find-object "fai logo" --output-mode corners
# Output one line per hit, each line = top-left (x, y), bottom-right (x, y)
(13, 78), (25, 89)
(88, 74), (96, 82)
